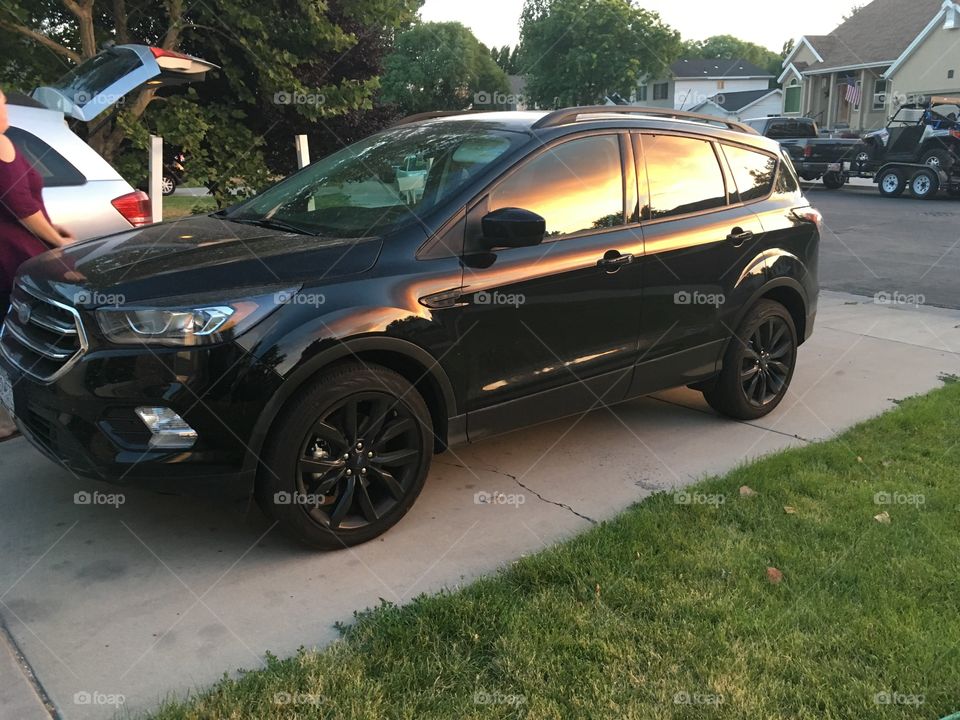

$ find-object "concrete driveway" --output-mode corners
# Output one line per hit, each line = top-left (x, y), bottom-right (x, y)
(2, 290), (959, 719)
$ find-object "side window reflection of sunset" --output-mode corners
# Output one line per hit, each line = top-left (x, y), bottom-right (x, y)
(489, 135), (624, 238)
(644, 135), (727, 220)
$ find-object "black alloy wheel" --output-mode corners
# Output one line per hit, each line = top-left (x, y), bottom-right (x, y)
(739, 316), (794, 408)
(257, 362), (433, 549)
(703, 299), (798, 420)
(297, 392), (421, 531)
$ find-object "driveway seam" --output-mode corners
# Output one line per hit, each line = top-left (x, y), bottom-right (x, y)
(0, 614), (59, 720)
(646, 395), (817, 443)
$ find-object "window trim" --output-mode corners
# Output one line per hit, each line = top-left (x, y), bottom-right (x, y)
(784, 80), (802, 115)
(873, 78), (888, 111)
(472, 129), (630, 245)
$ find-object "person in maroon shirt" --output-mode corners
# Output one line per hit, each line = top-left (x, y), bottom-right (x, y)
(0, 86), (77, 440)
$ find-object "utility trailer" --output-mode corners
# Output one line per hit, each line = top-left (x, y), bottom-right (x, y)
(850, 96), (960, 199)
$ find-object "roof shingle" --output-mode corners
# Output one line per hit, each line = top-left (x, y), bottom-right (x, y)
(802, 0), (945, 71)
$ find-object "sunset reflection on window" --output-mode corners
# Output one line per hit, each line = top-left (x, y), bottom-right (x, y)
(489, 135), (624, 237)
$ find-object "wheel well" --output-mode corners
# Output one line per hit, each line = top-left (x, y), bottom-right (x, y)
(762, 286), (807, 344)
(348, 350), (449, 453)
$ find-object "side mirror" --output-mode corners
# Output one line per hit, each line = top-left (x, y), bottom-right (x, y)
(481, 207), (546, 250)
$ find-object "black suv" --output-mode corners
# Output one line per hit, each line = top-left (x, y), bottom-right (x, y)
(0, 106), (821, 549)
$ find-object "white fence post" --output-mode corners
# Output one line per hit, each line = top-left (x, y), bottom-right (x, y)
(148, 135), (163, 223)
(295, 134), (310, 169)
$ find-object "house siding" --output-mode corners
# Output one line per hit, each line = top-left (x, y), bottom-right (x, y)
(890, 23), (960, 102)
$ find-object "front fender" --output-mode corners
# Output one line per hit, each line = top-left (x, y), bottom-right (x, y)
(238, 315), (459, 477)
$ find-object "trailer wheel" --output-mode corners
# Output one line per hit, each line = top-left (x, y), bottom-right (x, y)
(822, 171), (846, 190)
(909, 168), (939, 200)
(878, 169), (906, 197)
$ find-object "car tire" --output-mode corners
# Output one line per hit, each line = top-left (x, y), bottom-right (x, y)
(909, 168), (940, 200)
(161, 175), (176, 196)
(921, 149), (954, 172)
(822, 171), (846, 190)
(703, 300), (798, 421)
(878, 168), (906, 197)
(256, 362), (433, 550)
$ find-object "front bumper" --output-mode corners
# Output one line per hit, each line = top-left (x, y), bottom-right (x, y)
(1, 337), (281, 497)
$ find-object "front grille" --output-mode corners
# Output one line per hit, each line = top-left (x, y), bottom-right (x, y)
(0, 282), (87, 382)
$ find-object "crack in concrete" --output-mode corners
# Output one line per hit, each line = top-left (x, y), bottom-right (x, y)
(437, 460), (598, 525)
(646, 395), (816, 443)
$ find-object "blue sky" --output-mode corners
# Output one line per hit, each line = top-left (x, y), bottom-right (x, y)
(420, 0), (867, 53)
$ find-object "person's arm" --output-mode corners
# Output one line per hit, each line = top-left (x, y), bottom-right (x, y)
(0, 135), (76, 248)
(18, 212), (75, 247)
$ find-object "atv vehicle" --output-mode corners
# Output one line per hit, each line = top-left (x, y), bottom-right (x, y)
(860, 97), (960, 172)
(855, 96), (960, 199)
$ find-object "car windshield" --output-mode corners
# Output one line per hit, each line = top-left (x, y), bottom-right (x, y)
(228, 122), (526, 238)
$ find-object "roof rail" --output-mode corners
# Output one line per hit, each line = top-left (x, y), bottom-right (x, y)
(531, 105), (758, 135)
(392, 110), (481, 127)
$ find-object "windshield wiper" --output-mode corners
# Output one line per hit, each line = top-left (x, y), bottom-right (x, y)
(225, 216), (315, 236)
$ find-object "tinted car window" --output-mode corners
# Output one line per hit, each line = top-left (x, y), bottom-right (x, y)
(776, 153), (801, 194)
(6, 127), (86, 187)
(643, 135), (726, 220)
(722, 144), (777, 202)
(488, 134), (624, 237)
(230, 122), (525, 238)
(766, 120), (816, 140)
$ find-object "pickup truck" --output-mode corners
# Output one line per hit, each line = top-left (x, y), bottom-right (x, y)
(742, 116), (866, 189)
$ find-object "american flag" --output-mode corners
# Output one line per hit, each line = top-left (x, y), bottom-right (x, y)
(845, 82), (862, 106)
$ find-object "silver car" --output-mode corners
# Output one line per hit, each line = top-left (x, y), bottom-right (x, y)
(7, 44), (215, 241)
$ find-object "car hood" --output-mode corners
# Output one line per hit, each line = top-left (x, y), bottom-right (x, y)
(19, 215), (386, 305)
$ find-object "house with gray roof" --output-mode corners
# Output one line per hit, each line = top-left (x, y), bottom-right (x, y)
(636, 58), (774, 111)
(689, 88), (784, 122)
(781, 0), (960, 131)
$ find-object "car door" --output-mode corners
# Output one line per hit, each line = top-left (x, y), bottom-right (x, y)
(458, 131), (645, 440)
(630, 132), (767, 396)
(32, 45), (216, 122)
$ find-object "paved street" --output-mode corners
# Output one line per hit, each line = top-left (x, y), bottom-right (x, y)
(1, 289), (959, 719)
(806, 180), (960, 309)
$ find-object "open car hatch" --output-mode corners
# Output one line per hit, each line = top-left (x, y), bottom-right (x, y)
(32, 45), (217, 122)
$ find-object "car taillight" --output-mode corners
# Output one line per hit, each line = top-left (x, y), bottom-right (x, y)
(792, 207), (823, 226)
(111, 191), (152, 227)
(951, 130), (960, 140)
(803, 145), (814, 158)
(149, 47), (193, 61)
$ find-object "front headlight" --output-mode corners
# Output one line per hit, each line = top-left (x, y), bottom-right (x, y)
(95, 289), (294, 346)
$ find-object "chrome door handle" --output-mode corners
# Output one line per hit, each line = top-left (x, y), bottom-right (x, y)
(597, 251), (634, 272)
(727, 228), (754, 246)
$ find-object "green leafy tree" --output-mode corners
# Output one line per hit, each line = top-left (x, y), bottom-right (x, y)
(0, 0), (422, 205)
(490, 44), (522, 75)
(683, 34), (783, 85)
(381, 22), (509, 114)
(519, 0), (681, 108)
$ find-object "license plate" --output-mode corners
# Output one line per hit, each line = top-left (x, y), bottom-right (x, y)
(827, 163), (842, 172)
(0, 368), (14, 416)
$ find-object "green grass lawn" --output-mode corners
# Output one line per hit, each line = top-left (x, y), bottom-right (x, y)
(147, 379), (960, 720)
(161, 194), (218, 221)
